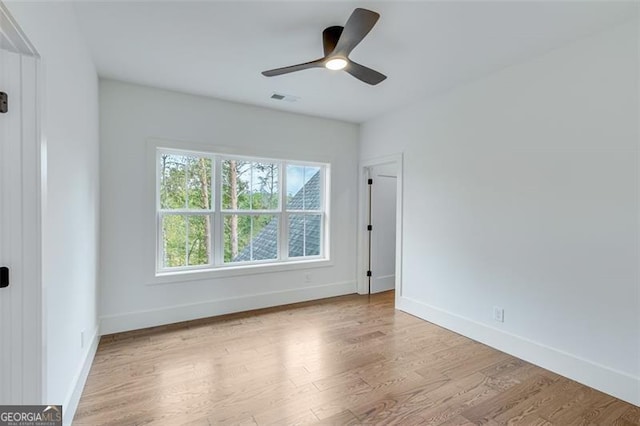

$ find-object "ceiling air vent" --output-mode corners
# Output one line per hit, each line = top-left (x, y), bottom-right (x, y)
(270, 93), (299, 102)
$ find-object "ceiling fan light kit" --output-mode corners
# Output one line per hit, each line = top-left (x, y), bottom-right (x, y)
(325, 57), (347, 70)
(262, 8), (387, 85)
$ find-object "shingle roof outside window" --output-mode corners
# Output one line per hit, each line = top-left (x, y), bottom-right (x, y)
(234, 171), (321, 262)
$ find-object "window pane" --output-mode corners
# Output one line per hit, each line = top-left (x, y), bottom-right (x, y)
(160, 154), (188, 209)
(223, 160), (279, 211)
(303, 167), (321, 210)
(286, 165), (304, 209)
(252, 215), (278, 260)
(160, 153), (212, 210)
(222, 160), (250, 210)
(162, 214), (186, 267)
(187, 157), (212, 210)
(224, 214), (250, 262)
(251, 162), (279, 210)
(224, 214), (278, 262)
(288, 214), (322, 257)
(187, 215), (210, 266)
(304, 214), (321, 256)
(286, 165), (321, 210)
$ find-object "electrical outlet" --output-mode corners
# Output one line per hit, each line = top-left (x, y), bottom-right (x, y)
(493, 306), (504, 323)
(80, 330), (85, 348)
(304, 273), (312, 283)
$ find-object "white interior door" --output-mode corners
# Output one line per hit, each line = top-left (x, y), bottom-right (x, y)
(369, 164), (397, 294)
(0, 44), (42, 403)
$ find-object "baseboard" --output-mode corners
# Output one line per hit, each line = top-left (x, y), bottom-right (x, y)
(100, 281), (357, 335)
(371, 274), (395, 293)
(397, 296), (640, 406)
(62, 325), (100, 426)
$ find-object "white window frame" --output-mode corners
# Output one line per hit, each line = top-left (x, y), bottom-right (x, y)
(156, 148), (216, 272)
(283, 164), (326, 260)
(156, 147), (330, 275)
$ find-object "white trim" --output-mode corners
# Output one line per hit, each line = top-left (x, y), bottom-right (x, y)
(0, 2), (39, 57)
(151, 252), (333, 285)
(0, 5), (43, 403)
(397, 296), (640, 406)
(357, 153), (404, 303)
(61, 326), (99, 426)
(20, 53), (44, 404)
(101, 280), (356, 335)
(323, 164), (331, 260)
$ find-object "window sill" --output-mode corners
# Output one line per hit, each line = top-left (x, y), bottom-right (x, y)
(149, 258), (333, 285)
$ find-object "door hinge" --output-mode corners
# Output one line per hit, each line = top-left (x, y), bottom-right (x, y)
(0, 92), (7, 114)
(367, 225), (372, 231)
(367, 178), (373, 185)
(0, 267), (9, 288)
(366, 270), (372, 277)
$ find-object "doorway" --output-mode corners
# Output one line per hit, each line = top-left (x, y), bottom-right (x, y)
(358, 154), (403, 303)
(367, 163), (397, 294)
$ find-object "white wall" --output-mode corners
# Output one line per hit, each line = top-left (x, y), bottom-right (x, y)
(361, 20), (640, 405)
(99, 79), (359, 334)
(4, 1), (100, 423)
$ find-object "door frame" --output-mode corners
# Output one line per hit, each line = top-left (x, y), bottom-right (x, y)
(357, 153), (403, 304)
(0, 1), (43, 403)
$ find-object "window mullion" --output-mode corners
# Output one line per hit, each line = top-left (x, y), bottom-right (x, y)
(184, 159), (189, 210)
(214, 157), (223, 266)
(280, 162), (288, 260)
(209, 157), (215, 267)
(249, 162), (253, 210)
(185, 214), (190, 267)
(249, 215), (254, 261)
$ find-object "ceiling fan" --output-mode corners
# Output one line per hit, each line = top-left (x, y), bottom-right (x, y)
(262, 8), (387, 86)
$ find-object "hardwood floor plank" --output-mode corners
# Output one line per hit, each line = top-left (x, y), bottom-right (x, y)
(412, 377), (500, 425)
(461, 374), (556, 423)
(490, 378), (579, 425)
(74, 291), (639, 425)
(566, 398), (633, 426)
(315, 410), (359, 425)
(618, 406), (640, 425)
(310, 372), (427, 420)
(352, 373), (493, 424)
(436, 414), (478, 426)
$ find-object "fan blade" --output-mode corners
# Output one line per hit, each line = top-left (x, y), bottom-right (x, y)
(345, 61), (386, 85)
(262, 58), (324, 77)
(331, 8), (380, 57)
(323, 26), (343, 57)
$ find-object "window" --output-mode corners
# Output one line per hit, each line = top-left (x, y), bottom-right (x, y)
(157, 148), (328, 273)
(222, 159), (280, 263)
(286, 165), (322, 258)
(159, 152), (213, 269)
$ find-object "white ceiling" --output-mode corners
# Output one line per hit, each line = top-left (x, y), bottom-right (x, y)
(72, 1), (636, 123)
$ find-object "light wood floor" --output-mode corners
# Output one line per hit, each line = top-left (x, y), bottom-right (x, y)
(74, 291), (639, 425)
